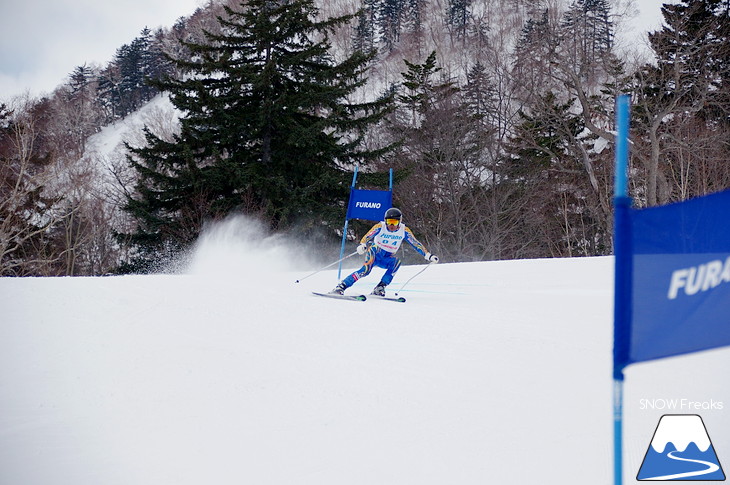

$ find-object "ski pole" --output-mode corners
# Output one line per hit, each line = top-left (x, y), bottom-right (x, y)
(395, 261), (435, 296)
(295, 251), (359, 283)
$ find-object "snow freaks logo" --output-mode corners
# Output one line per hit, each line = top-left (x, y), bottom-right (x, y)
(637, 414), (726, 481)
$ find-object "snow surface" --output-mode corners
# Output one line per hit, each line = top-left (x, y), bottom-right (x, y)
(2, 215), (729, 484)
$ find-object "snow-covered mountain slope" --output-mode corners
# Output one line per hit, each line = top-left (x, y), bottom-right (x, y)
(1, 216), (728, 484)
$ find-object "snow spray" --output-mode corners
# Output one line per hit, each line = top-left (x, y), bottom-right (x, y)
(185, 215), (307, 277)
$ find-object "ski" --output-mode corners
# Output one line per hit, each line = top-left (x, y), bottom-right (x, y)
(369, 294), (406, 303)
(312, 291), (367, 301)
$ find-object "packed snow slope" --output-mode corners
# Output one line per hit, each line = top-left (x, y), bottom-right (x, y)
(2, 216), (729, 485)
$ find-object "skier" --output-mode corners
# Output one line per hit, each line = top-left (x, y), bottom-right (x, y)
(331, 207), (439, 297)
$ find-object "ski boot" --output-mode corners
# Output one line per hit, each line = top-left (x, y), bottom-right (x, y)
(330, 282), (347, 295)
(371, 282), (386, 297)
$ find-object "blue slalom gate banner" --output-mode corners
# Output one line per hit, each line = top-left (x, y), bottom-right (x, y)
(346, 189), (392, 222)
(337, 166), (393, 278)
(612, 94), (730, 485)
(627, 189), (730, 365)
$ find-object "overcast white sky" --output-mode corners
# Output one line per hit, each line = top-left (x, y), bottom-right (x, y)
(1, 0), (669, 102)
(0, 0), (204, 101)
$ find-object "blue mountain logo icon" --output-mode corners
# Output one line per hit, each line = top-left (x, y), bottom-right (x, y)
(638, 414), (725, 481)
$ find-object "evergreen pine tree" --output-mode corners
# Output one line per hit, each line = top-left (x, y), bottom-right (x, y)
(513, 9), (558, 102)
(391, 52), (498, 260)
(122, 0), (393, 271)
(97, 64), (123, 122)
(403, 0), (425, 38)
(446, 0), (470, 38)
(354, 0), (378, 52)
(68, 64), (94, 96)
(648, 0), (727, 115)
(632, 0), (730, 204)
(398, 51), (457, 123)
(499, 92), (605, 256)
(380, 0), (405, 49)
(560, 0), (614, 83)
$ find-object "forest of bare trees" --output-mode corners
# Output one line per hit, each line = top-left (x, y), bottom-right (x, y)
(1, 0), (729, 275)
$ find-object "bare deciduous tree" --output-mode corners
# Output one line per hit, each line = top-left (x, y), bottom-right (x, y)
(0, 95), (66, 275)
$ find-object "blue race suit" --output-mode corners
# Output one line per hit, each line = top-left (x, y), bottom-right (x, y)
(340, 222), (428, 289)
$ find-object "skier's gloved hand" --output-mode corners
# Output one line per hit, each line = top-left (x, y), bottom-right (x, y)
(357, 243), (368, 255)
(425, 253), (439, 263)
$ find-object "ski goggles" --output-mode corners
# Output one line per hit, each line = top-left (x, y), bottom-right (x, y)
(385, 218), (400, 226)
